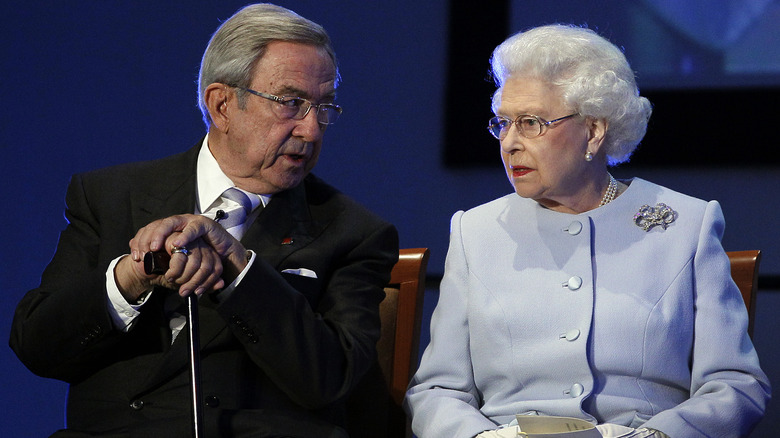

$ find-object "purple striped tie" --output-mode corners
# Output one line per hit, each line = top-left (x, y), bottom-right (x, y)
(218, 188), (254, 234)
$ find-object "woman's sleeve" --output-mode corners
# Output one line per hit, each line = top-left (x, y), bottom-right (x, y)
(642, 200), (771, 437)
(405, 211), (499, 438)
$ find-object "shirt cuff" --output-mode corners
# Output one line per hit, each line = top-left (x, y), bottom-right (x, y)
(106, 255), (151, 332)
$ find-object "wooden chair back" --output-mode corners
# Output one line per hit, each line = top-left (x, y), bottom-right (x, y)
(727, 250), (761, 338)
(346, 248), (429, 438)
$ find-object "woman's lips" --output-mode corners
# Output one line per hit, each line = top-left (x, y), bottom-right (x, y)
(511, 166), (533, 177)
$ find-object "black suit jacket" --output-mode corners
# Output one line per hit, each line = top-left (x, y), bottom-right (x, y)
(10, 142), (399, 438)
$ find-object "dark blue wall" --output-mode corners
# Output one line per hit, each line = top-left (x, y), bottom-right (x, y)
(2, 2), (778, 436)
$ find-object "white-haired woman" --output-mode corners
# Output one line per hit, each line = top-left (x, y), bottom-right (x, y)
(405, 24), (770, 438)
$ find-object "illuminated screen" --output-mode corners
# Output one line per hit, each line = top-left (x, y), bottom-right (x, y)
(508, 0), (780, 90)
(444, 0), (780, 167)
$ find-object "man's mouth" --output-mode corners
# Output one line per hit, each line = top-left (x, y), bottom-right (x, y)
(284, 153), (307, 164)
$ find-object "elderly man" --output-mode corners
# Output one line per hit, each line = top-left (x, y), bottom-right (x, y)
(10, 4), (398, 437)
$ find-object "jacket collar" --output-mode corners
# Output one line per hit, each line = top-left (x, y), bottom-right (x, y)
(130, 144), (200, 229)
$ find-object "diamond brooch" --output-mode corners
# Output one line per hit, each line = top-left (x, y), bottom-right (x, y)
(634, 203), (677, 231)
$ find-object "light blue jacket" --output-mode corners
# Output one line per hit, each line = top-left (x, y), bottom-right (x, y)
(405, 178), (770, 438)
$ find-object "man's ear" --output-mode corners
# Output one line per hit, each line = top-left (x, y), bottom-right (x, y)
(204, 83), (231, 133)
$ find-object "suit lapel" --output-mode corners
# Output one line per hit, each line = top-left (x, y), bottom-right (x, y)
(130, 146), (200, 230)
(242, 180), (321, 268)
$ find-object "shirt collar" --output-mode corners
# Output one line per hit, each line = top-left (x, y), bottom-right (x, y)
(196, 135), (270, 214)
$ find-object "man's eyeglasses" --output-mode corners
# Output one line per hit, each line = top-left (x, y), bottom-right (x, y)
(233, 86), (343, 125)
(487, 113), (578, 140)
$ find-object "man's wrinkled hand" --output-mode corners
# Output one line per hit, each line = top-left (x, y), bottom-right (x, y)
(117, 214), (249, 300)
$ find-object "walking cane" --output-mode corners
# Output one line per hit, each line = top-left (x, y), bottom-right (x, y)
(145, 250), (205, 437)
(186, 293), (205, 437)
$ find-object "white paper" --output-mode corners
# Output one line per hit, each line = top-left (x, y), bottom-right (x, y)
(514, 416), (602, 437)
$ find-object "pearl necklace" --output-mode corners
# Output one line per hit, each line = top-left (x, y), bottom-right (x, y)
(599, 173), (617, 207)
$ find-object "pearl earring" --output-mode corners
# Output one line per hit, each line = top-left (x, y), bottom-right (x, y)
(585, 151), (594, 162)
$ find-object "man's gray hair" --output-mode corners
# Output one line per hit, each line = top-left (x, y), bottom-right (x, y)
(197, 3), (338, 128)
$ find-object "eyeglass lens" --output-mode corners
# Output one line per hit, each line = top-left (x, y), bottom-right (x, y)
(487, 116), (543, 139)
(276, 97), (342, 124)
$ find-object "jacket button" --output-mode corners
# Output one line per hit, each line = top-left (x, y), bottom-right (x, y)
(564, 383), (584, 398)
(559, 329), (581, 341)
(130, 399), (144, 410)
(564, 221), (583, 235)
(205, 395), (220, 407)
(563, 276), (583, 290)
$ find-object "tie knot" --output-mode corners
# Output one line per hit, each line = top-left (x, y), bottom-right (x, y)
(216, 187), (255, 231)
(221, 187), (253, 215)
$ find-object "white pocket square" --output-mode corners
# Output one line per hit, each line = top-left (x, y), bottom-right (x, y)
(281, 268), (318, 279)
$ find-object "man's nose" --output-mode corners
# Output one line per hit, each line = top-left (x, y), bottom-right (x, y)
(293, 107), (325, 142)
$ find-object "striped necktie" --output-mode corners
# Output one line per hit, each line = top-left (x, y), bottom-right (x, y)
(216, 187), (256, 239)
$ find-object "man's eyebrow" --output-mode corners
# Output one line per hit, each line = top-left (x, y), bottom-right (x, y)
(275, 86), (336, 101)
(275, 85), (305, 96)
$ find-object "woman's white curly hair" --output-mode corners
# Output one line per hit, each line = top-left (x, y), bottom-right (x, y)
(490, 24), (652, 165)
